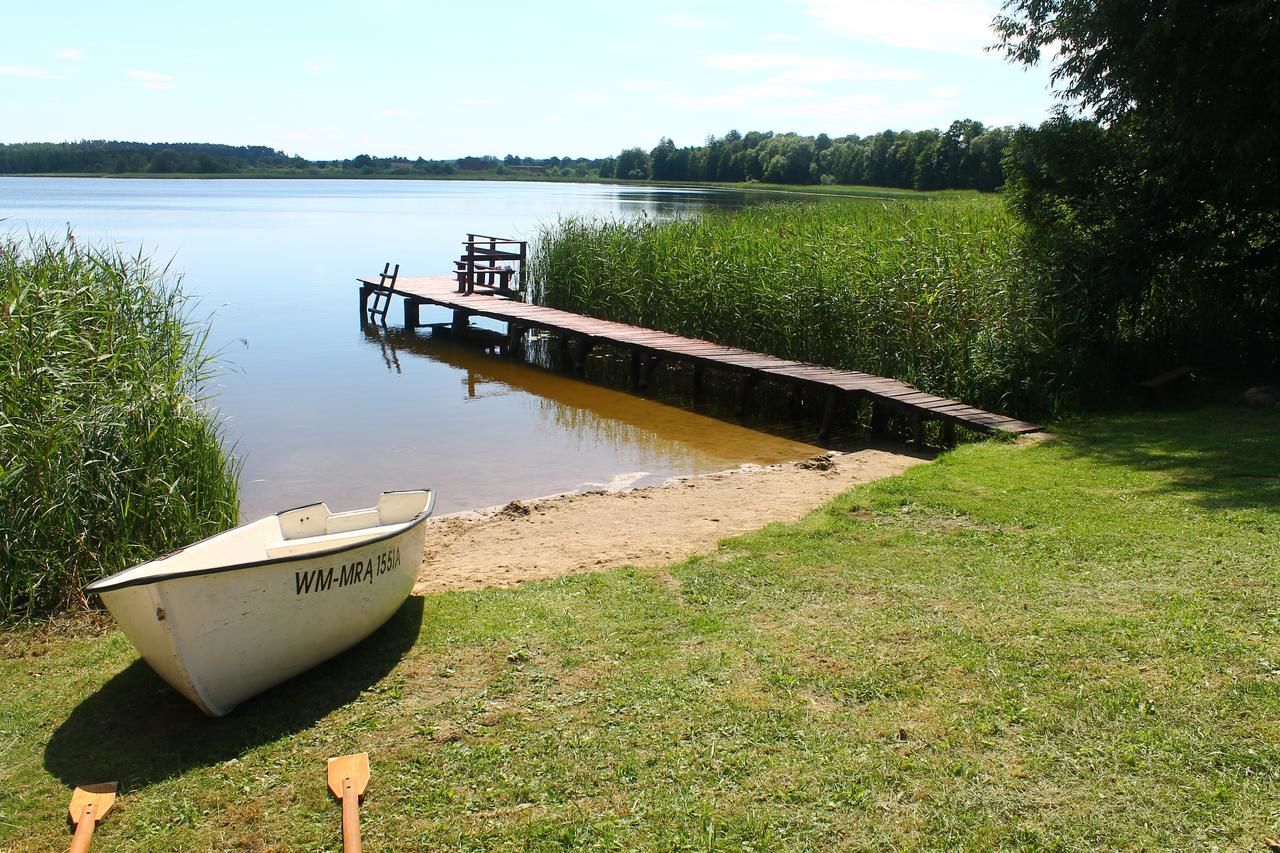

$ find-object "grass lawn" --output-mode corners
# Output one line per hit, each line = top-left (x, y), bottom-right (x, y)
(2, 405), (1278, 850)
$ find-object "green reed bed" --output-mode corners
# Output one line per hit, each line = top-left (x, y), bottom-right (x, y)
(531, 197), (1060, 417)
(0, 234), (239, 621)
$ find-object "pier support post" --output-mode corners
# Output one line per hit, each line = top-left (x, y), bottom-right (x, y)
(911, 413), (926, 449)
(789, 385), (805, 418)
(404, 298), (420, 330)
(942, 421), (956, 449)
(631, 352), (660, 391)
(573, 337), (595, 375)
(735, 373), (760, 418)
(506, 323), (527, 357)
(818, 391), (840, 441)
(870, 402), (888, 439)
(359, 284), (373, 317)
(691, 363), (705, 405)
(452, 308), (471, 338)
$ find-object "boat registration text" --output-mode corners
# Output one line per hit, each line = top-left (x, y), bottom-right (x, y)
(294, 547), (402, 596)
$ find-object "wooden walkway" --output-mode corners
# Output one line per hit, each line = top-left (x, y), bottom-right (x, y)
(358, 275), (1042, 443)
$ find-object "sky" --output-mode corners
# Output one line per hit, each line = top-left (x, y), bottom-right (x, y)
(0, 0), (1058, 161)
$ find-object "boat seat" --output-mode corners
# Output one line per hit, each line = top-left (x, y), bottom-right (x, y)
(325, 509), (380, 534)
(264, 523), (405, 560)
(378, 490), (430, 524)
(278, 503), (329, 540)
(273, 491), (431, 551)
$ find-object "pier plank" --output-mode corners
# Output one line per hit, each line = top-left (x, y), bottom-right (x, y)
(361, 274), (1041, 436)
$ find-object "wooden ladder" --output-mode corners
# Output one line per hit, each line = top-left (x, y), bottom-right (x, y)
(367, 262), (400, 323)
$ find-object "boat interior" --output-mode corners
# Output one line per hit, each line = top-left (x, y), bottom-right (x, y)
(86, 490), (433, 588)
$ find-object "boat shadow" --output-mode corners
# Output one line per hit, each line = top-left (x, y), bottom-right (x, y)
(43, 596), (424, 789)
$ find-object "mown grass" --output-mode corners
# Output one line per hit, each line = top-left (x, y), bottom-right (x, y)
(2, 404), (1278, 849)
(0, 234), (239, 621)
(530, 196), (1073, 419)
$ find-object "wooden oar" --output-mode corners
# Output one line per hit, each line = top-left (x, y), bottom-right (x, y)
(68, 782), (116, 853)
(327, 753), (370, 853)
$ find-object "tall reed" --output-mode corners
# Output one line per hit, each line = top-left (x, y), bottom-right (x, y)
(0, 234), (240, 621)
(531, 197), (1068, 417)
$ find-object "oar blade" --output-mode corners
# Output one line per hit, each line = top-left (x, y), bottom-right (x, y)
(68, 782), (118, 824)
(327, 753), (370, 799)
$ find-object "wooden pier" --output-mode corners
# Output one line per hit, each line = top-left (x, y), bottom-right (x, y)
(357, 271), (1041, 446)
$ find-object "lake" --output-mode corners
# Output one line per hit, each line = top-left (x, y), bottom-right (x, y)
(2, 177), (822, 518)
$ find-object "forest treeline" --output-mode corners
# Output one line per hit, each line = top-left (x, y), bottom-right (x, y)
(0, 119), (1010, 191)
(0, 141), (305, 175)
(598, 121), (1008, 191)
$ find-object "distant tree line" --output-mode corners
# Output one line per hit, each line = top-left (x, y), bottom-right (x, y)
(1, 121), (1011, 191)
(0, 141), (305, 174)
(600, 121), (1010, 191)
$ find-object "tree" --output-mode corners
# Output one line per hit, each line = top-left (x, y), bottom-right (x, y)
(148, 148), (179, 173)
(615, 147), (651, 180)
(649, 137), (677, 180)
(996, 0), (1280, 371)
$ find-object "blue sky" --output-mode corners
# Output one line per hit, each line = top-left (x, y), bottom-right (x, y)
(1, 0), (1057, 160)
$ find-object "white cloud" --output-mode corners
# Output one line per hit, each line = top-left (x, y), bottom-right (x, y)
(128, 70), (175, 90)
(657, 53), (923, 113)
(796, 0), (1001, 55)
(0, 66), (52, 78)
(707, 53), (923, 83)
(56, 48), (81, 61)
(931, 86), (963, 99)
(659, 81), (820, 111)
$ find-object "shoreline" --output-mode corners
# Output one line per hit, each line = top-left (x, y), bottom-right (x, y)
(414, 445), (931, 595)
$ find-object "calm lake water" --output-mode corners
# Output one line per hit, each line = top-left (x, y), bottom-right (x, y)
(2, 177), (822, 518)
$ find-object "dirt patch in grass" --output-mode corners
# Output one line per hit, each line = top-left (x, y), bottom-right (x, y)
(415, 447), (927, 594)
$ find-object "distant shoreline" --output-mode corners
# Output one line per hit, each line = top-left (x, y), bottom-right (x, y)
(0, 172), (959, 201)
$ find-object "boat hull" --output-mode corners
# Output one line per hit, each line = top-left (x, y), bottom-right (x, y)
(95, 518), (427, 716)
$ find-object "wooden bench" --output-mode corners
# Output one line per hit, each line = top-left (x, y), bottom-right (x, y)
(456, 234), (526, 296)
(1139, 365), (1194, 407)
(454, 260), (516, 295)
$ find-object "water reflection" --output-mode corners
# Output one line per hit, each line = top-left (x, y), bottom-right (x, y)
(361, 323), (822, 476)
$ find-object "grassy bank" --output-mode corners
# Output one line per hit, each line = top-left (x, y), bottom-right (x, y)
(530, 196), (1065, 419)
(2, 404), (1277, 849)
(0, 235), (239, 621)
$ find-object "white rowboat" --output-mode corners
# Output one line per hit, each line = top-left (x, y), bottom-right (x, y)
(85, 489), (434, 716)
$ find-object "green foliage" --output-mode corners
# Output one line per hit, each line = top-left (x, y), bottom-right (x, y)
(0, 235), (240, 621)
(996, 0), (1280, 375)
(615, 147), (651, 180)
(532, 197), (1071, 417)
(0, 141), (298, 174)
(627, 123), (1012, 191)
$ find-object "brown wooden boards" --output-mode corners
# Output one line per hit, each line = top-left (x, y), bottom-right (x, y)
(359, 274), (1042, 435)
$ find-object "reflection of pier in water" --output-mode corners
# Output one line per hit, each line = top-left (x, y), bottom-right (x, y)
(360, 323), (823, 464)
(359, 275), (1042, 446)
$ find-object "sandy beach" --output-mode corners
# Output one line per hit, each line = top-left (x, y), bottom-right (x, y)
(414, 446), (929, 594)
